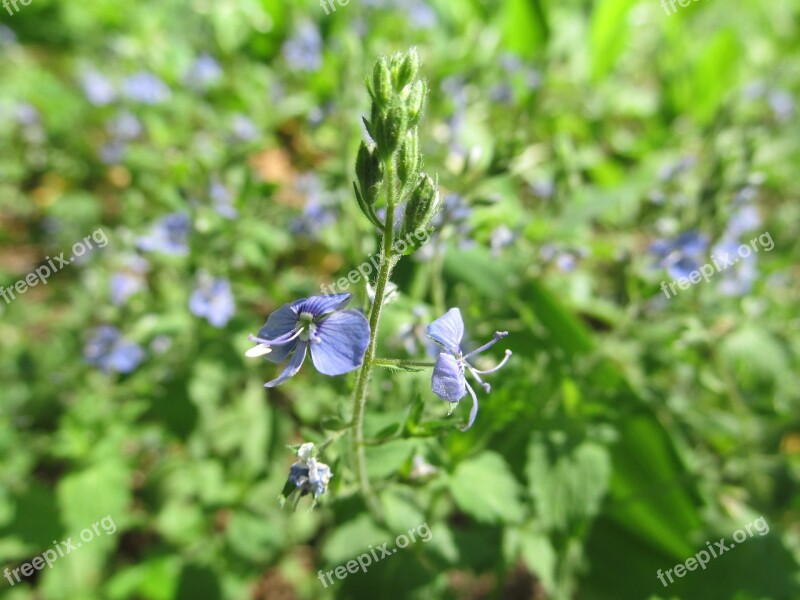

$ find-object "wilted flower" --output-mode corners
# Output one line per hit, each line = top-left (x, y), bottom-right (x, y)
(649, 231), (708, 281)
(282, 21), (322, 72)
(189, 273), (235, 328)
(137, 213), (191, 256)
(84, 326), (145, 374)
(122, 72), (171, 104)
(280, 443), (333, 507)
(246, 293), (369, 387)
(427, 308), (512, 431)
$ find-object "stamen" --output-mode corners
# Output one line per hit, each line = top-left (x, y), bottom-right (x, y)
(248, 327), (304, 347)
(462, 331), (508, 360)
(470, 349), (512, 374)
(466, 365), (491, 393)
(245, 344), (272, 358)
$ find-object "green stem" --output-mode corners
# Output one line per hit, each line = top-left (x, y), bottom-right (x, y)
(372, 358), (436, 368)
(350, 160), (399, 523)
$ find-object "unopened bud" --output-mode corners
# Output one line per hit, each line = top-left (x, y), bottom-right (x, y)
(371, 57), (393, 109)
(397, 130), (420, 185)
(402, 173), (440, 240)
(406, 80), (426, 127)
(355, 141), (384, 204)
(391, 48), (419, 91)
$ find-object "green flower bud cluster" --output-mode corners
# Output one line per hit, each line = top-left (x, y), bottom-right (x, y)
(354, 49), (441, 251)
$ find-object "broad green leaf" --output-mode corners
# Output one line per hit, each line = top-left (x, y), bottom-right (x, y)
(448, 451), (525, 524)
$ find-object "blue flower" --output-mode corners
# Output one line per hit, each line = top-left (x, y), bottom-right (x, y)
(80, 70), (117, 106)
(189, 273), (236, 328)
(290, 174), (338, 237)
(713, 237), (758, 296)
(246, 293), (369, 388)
(110, 255), (149, 306)
(137, 213), (191, 255)
(84, 326), (145, 374)
(427, 308), (511, 431)
(106, 111), (143, 141)
(649, 231), (708, 281)
(185, 53), (222, 90)
(282, 21), (322, 72)
(209, 179), (238, 219)
(122, 72), (171, 104)
(231, 113), (258, 142)
(281, 443), (333, 507)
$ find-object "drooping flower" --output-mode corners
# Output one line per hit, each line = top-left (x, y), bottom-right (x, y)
(246, 293), (369, 387)
(427, 308), (511, 431)
(189, 273), (236, 328)
(137, 213), (191, 256)
(280, 443), (333, 508)
(122, 72), (171, 104)
(84, 326), (145, 374)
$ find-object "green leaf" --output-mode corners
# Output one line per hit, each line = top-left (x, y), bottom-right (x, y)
(448, 451), (525, 524)
(526, 437), (611, 531)
(589, 0), (638, 80)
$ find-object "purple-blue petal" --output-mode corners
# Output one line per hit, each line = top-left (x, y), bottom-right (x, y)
(427, 308), (464, 353)
(309, 309), (369, 376)
(299, 293), (352, 318)
(264, 342), (308, 387)
(259, 302), (299, 338)
(431, 352), (466, 402)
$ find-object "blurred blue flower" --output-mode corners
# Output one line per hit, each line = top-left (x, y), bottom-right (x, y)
(189, 273), (235, 328)
(80, 70), (117, 106)
(122, 72), (171, 104)
(282, 21), (322, 72)
(209, 179), (238, 219)
(231, 113), (258, 141)
(726, 204), (761, 238)
(137, 213), (191, 255)
(185, 53), (222, 90)
(14, 103), (40, 126)
(246, 293), (369, 387)
(713, 237), (758, 296)
(0, 24), (16, 46)
(110, 255), (149, 306)
(405, 0), (437, 28)
(84, 326), (145, 374)
(290, 174), (337, 237)
(650, 231), (708, 281)
(768, 89), (794, 123)
(427, 308), (511, 431)
(99, 141), (127, 165)
(106, 111), (142, 141)
(490, 225), (516, 257)
(395, 306), (439, 356)
(658, 156), (696, 182)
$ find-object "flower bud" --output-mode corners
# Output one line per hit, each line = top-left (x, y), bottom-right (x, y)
(356, 141), (384, 204)
(397, 130), (419, 185)
(376, 103), (407, 159)
(402, 173), (440, 242)
(391, 48), (419, 91)
(371, 57), (393, 109)
(406, 80), (426, 127)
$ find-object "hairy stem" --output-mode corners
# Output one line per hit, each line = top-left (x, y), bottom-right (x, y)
(350, 160), (399, 523)
(372, 358), (436, 368)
